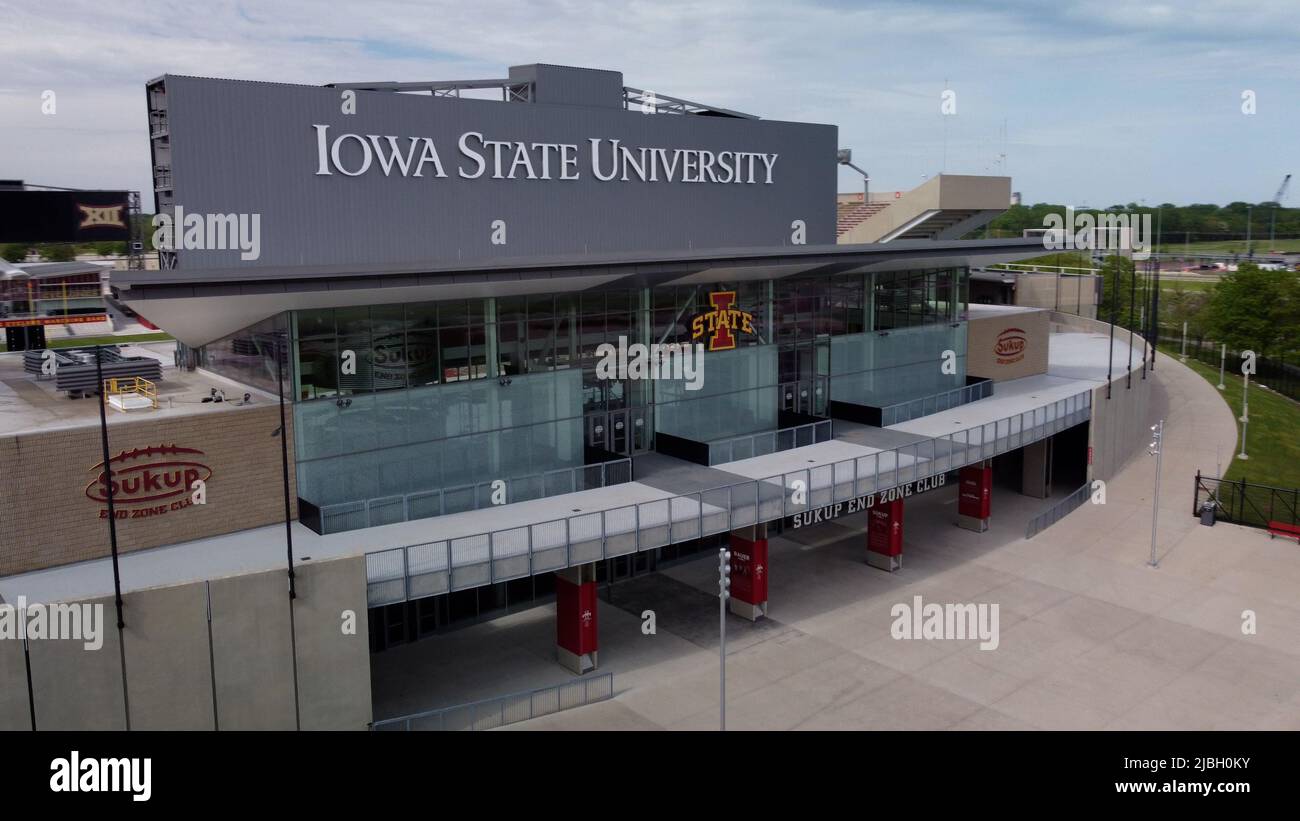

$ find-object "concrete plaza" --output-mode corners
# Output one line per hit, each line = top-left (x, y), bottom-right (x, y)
(370, 352), (1300, 730)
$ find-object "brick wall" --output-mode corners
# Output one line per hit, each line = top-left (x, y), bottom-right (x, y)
(0, 403), (296, 576)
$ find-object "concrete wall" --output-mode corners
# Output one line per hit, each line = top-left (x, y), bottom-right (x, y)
(966, 307), (1050, 382)
(0, 627), (32, 730)
(28, 595), (127, 730)
(293, 557), (373, 730)
(0, 403), (295, 576)
(122, 582), (215, 730)
(1088, 367), (1153, 483)
(1047, 311), (1152, 482)
(1015, 273), (1099, 319)
(209, 569), (297, 730)
(0, 556), (370, 730)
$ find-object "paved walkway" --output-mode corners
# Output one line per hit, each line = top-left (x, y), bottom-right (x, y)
(372, 352), (1300, 730)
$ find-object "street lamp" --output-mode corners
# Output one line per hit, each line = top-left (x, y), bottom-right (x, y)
(1237, 370), (1250, 460)
(838, 148), (871, 203)
(718, 546), (731, 732)
(1148, 420), (1164, 568)
(1217, 344), (1226, 390)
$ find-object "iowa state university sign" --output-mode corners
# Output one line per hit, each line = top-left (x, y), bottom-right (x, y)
(313, 125), (779, 185)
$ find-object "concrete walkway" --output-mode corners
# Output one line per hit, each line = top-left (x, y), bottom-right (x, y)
(372, 352), (1300, 730)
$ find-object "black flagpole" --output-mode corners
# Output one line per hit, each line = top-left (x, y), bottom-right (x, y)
(96, 346), (125, 629)
(277, 336), (296, 599)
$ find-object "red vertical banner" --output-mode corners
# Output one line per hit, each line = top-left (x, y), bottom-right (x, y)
(958, 465), (992, 519)
(867, 498), (904, 556)
(556, 576), (598, 657)
(730, 533), (768, 606)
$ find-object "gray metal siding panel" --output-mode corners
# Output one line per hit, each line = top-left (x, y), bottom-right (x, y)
(162, 75), (836, 271)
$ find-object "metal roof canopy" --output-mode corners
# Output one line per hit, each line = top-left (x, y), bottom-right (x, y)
(115, 238), (1046, 347)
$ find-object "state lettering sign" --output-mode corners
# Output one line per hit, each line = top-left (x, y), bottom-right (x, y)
(691, 291), (755, 351)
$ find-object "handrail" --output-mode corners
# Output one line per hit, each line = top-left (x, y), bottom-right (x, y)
(1025, 483), (1091, 539)
(707, 419), (832, 465)
(364, 389), (1093, 605)
(318, 457), (633, 535)
(370, 672), (614, 731)
(879, 380), (994, 427)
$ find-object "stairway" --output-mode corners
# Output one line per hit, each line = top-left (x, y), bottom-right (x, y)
(836, 201), (891, 237)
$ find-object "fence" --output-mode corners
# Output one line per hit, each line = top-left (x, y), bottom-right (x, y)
(371, 673), (614, 731)
(319, 458), (633, 535)
(1193, 473), (1300, 530)
(1025, 482), (1091, 539)
(880, 379), (995, 427)
(365, 390), (1092, 606)
(708, 419), (833, 465)
(1157, 334), (1299, 403)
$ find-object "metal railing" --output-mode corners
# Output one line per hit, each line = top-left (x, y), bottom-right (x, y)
(364, 390), (1092, 606)
(371, 673), (614, 731)
(1025, 482), (1091, 539)
(880, 380), (995, 427)
(708, 419), (833, 465)
(1194, 473), (1300, 531)
(319, 458), (633, 535)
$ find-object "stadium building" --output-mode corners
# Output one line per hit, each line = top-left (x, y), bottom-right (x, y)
(0, 65), (1150, 729)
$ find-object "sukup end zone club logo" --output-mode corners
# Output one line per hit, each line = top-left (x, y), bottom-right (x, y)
(691, 290), (755, 351)
(86, 444), (212, 520)
(994, 328), (1027, 365)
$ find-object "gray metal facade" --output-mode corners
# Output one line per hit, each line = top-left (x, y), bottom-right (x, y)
(157, 66), (836, 269)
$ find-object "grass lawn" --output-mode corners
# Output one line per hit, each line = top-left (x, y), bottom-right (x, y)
(0, 332), (173, 352)
(1155, 239), (1300, 255)
(1160, 342), (1300, 489)
(1160, 279), (1216, 294)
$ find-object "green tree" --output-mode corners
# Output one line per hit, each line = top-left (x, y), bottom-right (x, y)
(36, 243), (76, 262)
(1097, 255), (1138, 328)
(92, 241), (126, 256)
(1203, 263), (1298, 356)
(1163, 282), (1210, 342)
(1, 243), (29, 261)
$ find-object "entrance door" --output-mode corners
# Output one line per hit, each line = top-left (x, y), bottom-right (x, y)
(585, 409), (653, 457)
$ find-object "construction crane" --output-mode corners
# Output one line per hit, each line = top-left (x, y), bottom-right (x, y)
(1269, 173), (1291, 250)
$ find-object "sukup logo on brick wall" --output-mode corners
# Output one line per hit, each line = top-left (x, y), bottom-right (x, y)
(85, 445), (212, 520)
(994, 327), (1027, 365)
(691, 291), (755, 351)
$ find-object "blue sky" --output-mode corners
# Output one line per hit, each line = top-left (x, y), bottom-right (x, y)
(1, 0), (1296, 208)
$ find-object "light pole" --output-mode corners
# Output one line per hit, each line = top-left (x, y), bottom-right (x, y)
(1245, 205), (1253, 258)
(1148, 420), (1164, 568)
(1217, 344), (1226, 390)
(718, 546), (731, 731)
(1179, 321), (1187, 362)
(1237, 371), (1250, 460)
(837, 149), (870, 205)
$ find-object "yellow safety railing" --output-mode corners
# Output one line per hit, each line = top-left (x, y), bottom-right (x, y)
(103, 376), (158, 411)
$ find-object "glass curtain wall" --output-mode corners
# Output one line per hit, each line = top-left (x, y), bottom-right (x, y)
(197, 312), (289, 397)
(292, 301), (583, 511)
(287, 266), (968, 515)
